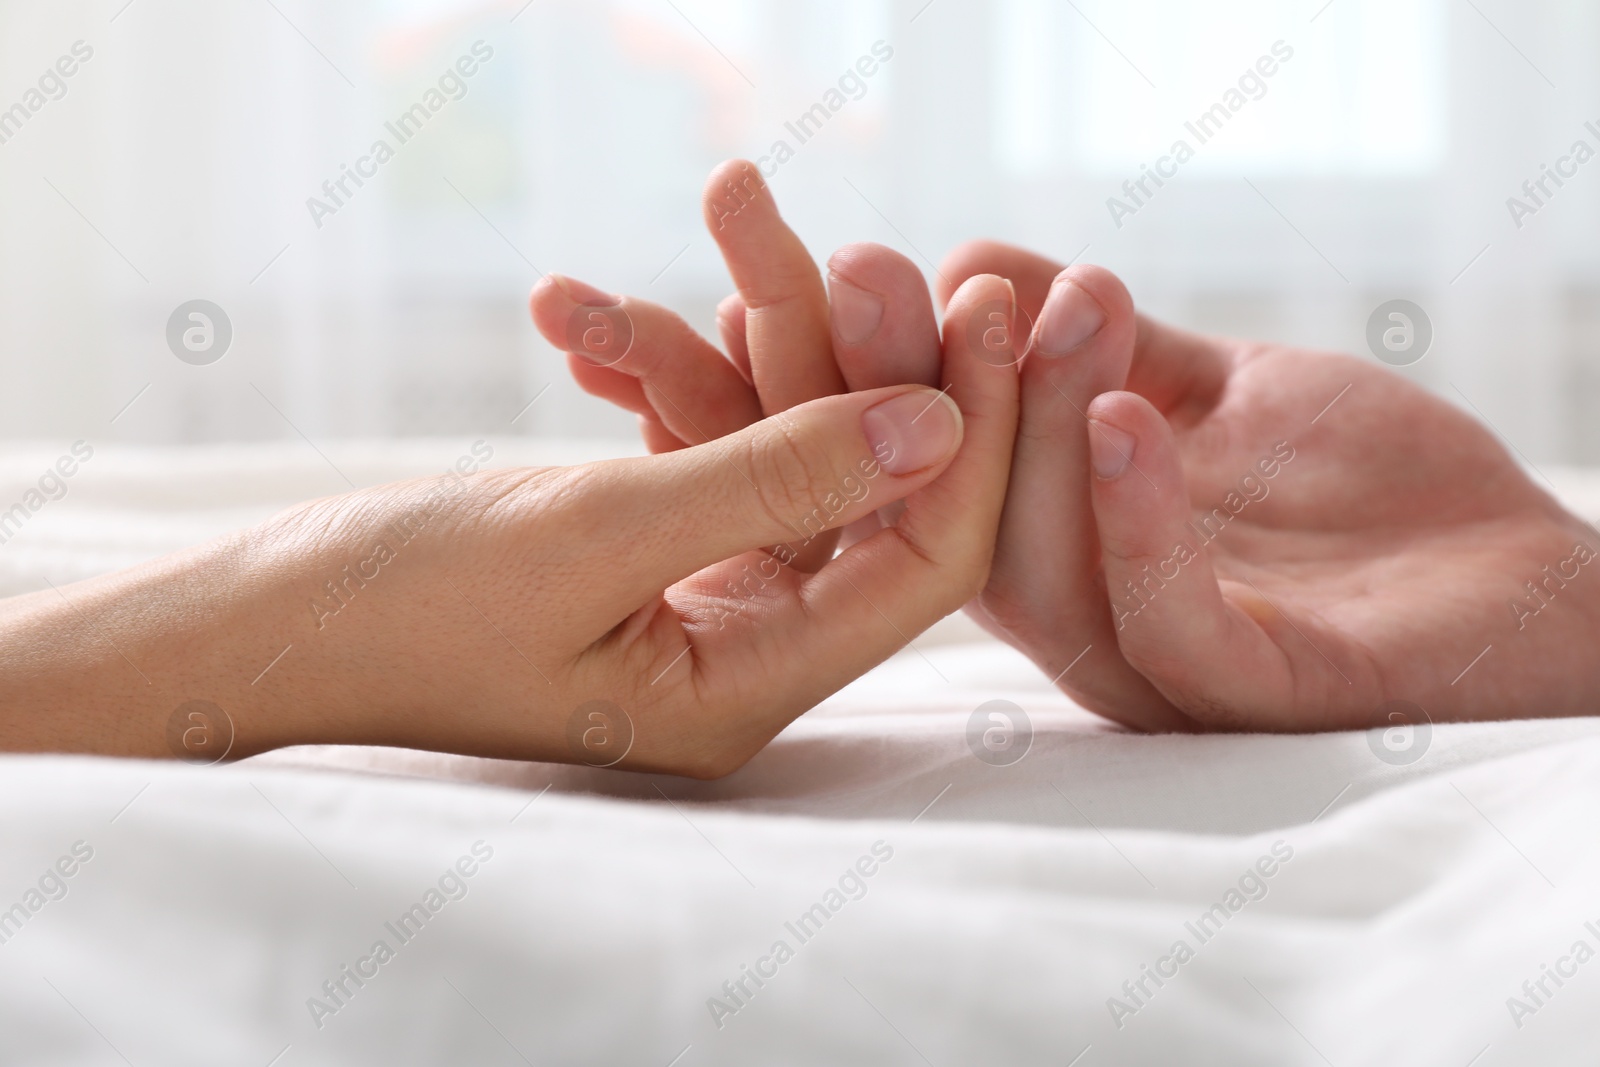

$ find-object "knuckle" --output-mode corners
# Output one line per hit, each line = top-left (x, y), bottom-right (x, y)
(1097, 529), (1177, 568)
(739, 284), (821, 315)
(746, 417), (832, 538)
(895, 526), (992, 618)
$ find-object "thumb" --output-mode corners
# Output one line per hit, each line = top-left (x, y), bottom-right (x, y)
(574, 384), (965, 603)
(1086, 391), (1300, 721)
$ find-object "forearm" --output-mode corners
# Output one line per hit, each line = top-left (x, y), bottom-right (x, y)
(0, 526), (320, 759)
(0, 480), (466, 759)
(0, 470), (583, 762)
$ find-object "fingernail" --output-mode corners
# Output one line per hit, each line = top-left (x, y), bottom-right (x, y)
(1035, 279), (1106, 357)
(552, 274), (618, 306)
(828, 274), (885, 345)
(862, 388), (963, 475)
(1088, 419), (1136, 479)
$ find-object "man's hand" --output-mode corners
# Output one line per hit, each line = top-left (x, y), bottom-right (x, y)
(941, 241), (1600, 732)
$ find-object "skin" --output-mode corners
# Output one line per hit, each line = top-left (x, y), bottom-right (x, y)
(551, 159), (1600, 734)
(0, 278), (1021, 776)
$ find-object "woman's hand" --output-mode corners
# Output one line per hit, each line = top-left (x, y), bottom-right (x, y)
(0, 299), (1019, 776)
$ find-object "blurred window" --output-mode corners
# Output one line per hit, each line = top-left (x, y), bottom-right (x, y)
(995, 0), (1447, 176)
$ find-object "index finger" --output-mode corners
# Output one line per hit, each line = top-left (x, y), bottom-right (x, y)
(703, 160), (845, 414)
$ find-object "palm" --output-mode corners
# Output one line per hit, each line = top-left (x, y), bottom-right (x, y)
(1165, 343), (1579, 727)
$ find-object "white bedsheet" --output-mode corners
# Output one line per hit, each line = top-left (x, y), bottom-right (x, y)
(4, 440), (1600, 1065)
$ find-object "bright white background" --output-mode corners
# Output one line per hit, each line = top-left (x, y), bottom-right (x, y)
(1, 0), (1598, 461)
